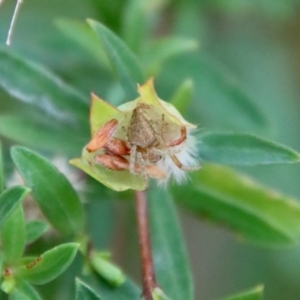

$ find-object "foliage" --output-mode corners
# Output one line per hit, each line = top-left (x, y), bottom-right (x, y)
(1, 0), (300, 299)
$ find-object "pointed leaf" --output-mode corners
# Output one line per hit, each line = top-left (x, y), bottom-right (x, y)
(171, 163), (300, 246)
(25, 220), (49, 244)
(200, 132), (300, 165)
(17, 243), (79, 285)
(222, 285), (264, 300)
(11, 147), (85, 236)
(0, 49), (88, 126)
(55, 19), (109, 68)
(196, 56), (269, 132)
(87, 19), (145, 99)
(2, 204), (26, 264)
(10, 281), (42, 300)
(76, 279), (101, 300)
(148, 188), (193, 300)
(0, 186), (30, 228)
(160, 55), (268, 132)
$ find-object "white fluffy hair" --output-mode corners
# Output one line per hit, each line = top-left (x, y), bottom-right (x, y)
(156, 129), (200, 186)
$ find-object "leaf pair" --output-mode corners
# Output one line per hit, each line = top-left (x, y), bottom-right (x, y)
(7, 244), (79, 299)
(0, 146), (81, 297)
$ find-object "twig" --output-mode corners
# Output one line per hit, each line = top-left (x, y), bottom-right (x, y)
(6, 0), (23, 45)
(135, 190), (157, 300)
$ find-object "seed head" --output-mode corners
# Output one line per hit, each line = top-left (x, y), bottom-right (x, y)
(70, 78), (200, 191)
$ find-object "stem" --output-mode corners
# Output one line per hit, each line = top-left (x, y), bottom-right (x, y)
(135, 190), (157, 300)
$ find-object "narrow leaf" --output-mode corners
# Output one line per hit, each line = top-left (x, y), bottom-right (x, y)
(200, 132), (300, 165)
(76, 278), (101, 300)
(196, 55), (269, 132)
(160, 55), (268, 132)
(145, 37), (198, 75)
(0, 143), (4, 194)
(10, 280), (42, 300)
(222, 285), (264, 300)
(148, 188), (193, 300)
(0, 186), (30, 228)
(87, 19), (145, 99)
(0, 49), (88, 126)
(55, 19), (109, 69)
(25, 220), (49, 244)
(17, 243), (79, 285)
(171, 163), (300, 246)
(95, 277), (141, 300)
(0, 115), (84, 156)
(170, 79), (193, 115)
(2, 204), (26, 264)
(122, 0), (147, 54)
(11, 146), (85, 236)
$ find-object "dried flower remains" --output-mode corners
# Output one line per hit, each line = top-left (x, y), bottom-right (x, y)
(71, 78), (199, 191)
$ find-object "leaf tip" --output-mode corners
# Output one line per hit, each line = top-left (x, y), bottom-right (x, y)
(86, 18), (97, 28)
(71, 242), (81, 250)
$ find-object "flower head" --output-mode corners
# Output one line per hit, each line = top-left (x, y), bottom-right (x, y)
(70, 78), (199, 191)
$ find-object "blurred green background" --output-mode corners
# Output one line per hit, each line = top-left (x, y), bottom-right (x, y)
(1, 0), (300, 299)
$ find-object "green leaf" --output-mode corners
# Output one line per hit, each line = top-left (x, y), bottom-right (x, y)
(0, 143), (4, 194)
(1, 204), (26, 264)
(0, 186), (30, 228)
(17, 243), (79, 285)
(200, 132), (300, 165)
(76, 278), (101, 300)
(90, 251), (125, 287)
(170, 79), (193, 115)
(10, 280), (42, 300)
(222, 285), (264, 300)
(55, 19), (109, 69)
(11, 146), (85, 237)
(195, 56), (268, 131)
(0, 115), (84, 156)
(159, 54), (268, 132)
(87, 19), (145, 99)
(145, 37), (198, 75)
(0, 49), (88, 126)
(25, 220), (49, 244)
(122, 0), (147, 54)
(171, 163), (300, 247)
(148, 188), (193, 300)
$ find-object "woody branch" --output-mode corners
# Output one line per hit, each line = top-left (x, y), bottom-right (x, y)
(135, 190), (157, 300)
